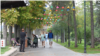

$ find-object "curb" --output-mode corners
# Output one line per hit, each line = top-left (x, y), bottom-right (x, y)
(9, 49), (17, 56)
(1, 47), (18, 56)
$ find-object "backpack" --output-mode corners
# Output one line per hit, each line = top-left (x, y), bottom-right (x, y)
(33, 36), (38, 44)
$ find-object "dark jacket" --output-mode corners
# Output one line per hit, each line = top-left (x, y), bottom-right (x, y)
(33, 35), (38, 43)
(20, 32), (26, 40)
(48, 32), (53, 38)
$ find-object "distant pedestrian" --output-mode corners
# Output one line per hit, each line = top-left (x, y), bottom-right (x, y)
(48, 30), (53, 47)
(32, 35), (38, 48)
(39, 34), (41, 41)
(45, 32), (48, 44)
(20, 29), (26, 52)
(41, 32), (45, 48)
(36, 35), (39, 47)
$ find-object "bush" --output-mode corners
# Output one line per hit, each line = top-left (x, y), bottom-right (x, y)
(95, 42), (100, 46)
(86, 26), (91, 42)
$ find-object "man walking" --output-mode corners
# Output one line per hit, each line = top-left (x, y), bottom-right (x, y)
(20, 29), (26, 52)
(48, 30), (53, 47)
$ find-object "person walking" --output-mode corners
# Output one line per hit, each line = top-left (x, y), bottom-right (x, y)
(45, 32), (48, 44)
(41, 32), (45, 48)
(48, 30), (53, 47)
(39, 34), (41, 41)
(36, 35), (39, 47)
(20, 29), (26, 52)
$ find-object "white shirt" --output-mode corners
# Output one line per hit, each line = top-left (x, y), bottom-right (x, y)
(45, 34), (48, 38)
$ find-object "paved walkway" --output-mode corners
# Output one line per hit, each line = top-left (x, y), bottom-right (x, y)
(11, 39), (100, 56)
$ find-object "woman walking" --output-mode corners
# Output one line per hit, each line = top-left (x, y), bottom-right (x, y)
(45, 32), (48, 44)
(41, 32), (45, 48)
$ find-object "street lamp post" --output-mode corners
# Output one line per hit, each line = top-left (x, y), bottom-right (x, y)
(84, 1), (86, 53)
(0, 19), (2, 39)
(67, 6), (70, 47)
(1, 19), (2, 39)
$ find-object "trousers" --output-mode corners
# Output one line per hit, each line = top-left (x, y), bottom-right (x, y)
(20, 40), (25, 52)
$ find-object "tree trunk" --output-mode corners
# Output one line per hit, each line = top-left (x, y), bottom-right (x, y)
(31, 30), (33, 44)
(3, 22), (7, 46)
(80, 38), (81, 44)
(29, 28), (30, 38)
(73, 1), (78, 47)
(29, 28), (32, 38)
(68, 12), (70, 47)
(61, 29), (62, 43)
(54, 35), (56, 40)
(24, 27), (26, 32)
(68, 24), (70, 47)
(26, 28), (29, 37)
(17, 25), (20, 38)
(65, 29), (67, 47)
(29, 30), (31, 38)
(55, 35), (57, 41)
(8, 26), (12, 46)
(27, 28), (31, 38)
(64, 29), (65, 43)
(14, 24), (17, 38)
(61, 29), (64, 43)
(66, 29), (67, 42)
(29, 23), (31, 38)
(90, 1), (94, 48)
(57, 34), (58, 42)
(62, 30), (64, 43)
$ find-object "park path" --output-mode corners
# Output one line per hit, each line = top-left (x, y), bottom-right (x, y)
(11, 39), (100, 56)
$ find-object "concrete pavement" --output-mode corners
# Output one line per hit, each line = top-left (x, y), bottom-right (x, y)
(11, 39), (100, 56)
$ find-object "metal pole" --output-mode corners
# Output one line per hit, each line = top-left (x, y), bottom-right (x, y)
(1, 19), (2, 39)
(84, 1), (86, 53)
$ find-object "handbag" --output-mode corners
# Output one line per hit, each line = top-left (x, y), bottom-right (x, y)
(44, 36), (45, 38)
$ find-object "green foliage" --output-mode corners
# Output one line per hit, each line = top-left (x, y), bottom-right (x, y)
(1, 1), (47, 30)
(86, 26), (91, 42)
(50, 1), (99, 44)
(1, 46), (11, 54)
(16, 1), (46, 30)
(54, 39), (100, 54)
(77, 28), (84, 40)
(94, 28), (100, 37)
(1, 8), (19, 26)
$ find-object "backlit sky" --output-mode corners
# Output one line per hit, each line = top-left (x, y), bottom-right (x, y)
(45, 0), (83, 7)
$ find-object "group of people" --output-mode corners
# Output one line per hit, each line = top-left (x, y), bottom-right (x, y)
(11, 28), (53, 52)
(40, 30), (53, 48)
